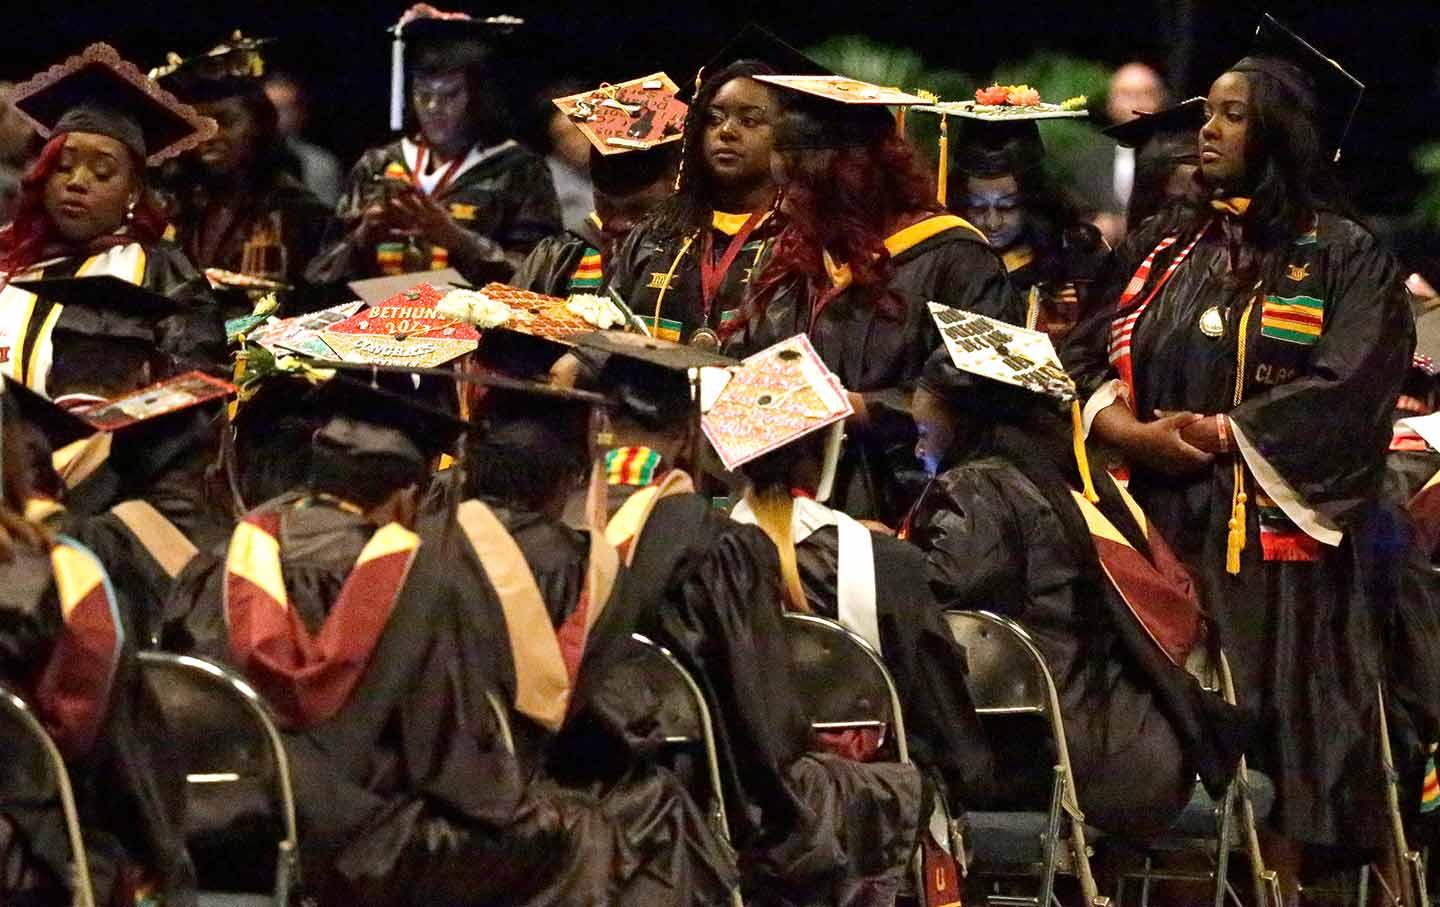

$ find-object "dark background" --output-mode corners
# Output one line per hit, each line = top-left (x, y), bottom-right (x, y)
(15, 0), (1440, 215)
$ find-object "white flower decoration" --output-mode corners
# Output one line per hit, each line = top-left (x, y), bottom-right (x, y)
(565, 293), (625, 330)
(437, 288), (509, 328)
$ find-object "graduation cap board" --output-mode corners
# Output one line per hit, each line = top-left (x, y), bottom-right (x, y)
(247, 301), (364, 359)
(3, 377), (95, 449)
(752, 75), (931, 108)
(1231, 13), (1363, 162)
(913, 93), (1087, 194)
(72, 370), (235, 432)
(927, 303), (1075, 403)
(572, 329), (736, 371)
(1103, 97), (1206, 149)
(553, 73), (688, 155)
(349, 269), (468, 307)
(453, 283), (612, 344)
(10, 42), (215, 165)
(322, 282), (479, 368)
(701, 333), (851, 471)
(388, 3), (524, 132)
(149, 31), (272, 102)
(9, 275), (184, 346)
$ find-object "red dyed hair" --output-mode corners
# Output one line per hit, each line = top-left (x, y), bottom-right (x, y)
(0, 133), (167, 274)
(728, 132), (941, 336)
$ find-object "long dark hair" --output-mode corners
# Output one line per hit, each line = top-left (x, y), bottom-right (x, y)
(730, 130), (939, 336)
(646, 60), (777, 240)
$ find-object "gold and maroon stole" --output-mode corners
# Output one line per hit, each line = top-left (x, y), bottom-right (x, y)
(34, 538), (124, 757)
(454, 499), (620, 732)
(222, 510), (422, 728)
(1069, 478), (1202, 665)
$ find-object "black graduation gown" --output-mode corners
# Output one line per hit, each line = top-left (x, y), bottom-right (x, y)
(1, 239), (227, 386)
(1062, 211), (1415, 846)
(0, 543), (196, 907)
(163, 168), (333, 316)
(791, 524), (996, 812)
(724, 217), (1024, 524)
(997, 222), (1108, 341)
(615, 485), (924, 903)
(606, 212), (782, 343)
(511, 216), (603, 299)
(304, 138), (561, 289)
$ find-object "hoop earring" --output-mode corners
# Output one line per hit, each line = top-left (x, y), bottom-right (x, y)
(125, 199), (137, 222)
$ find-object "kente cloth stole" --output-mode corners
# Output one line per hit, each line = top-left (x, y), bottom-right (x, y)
(222, 511), (421, 728)
(1070, 482), (1202, 665)
(35, 538), (124, 757)
(1106, 228), (1207, 401)
(567, 246), (603, 294)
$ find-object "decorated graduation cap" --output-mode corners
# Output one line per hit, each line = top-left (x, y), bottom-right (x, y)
(1229, 13), (1363, 162)
(756, 74), (931, 150)
(321, 281), (480, 369)
(553, 73), (687, 156)
(924, 302), (1097, 501)
(72, 370), (235, 433)
(149, 31), (272, 102)
(10, 42), (215, 165)
(701, 334), (852, 500)
(388, 3), (524, 132)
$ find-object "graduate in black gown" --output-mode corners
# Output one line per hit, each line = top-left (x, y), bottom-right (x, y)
(511, 75), (681, 299)
(0, 44), (225, 393)
(151, 32), (332, 316)
(0, 391), (195, 907)
(1061, 15), (1413, 886)
(580, 333), (924, 906)
(1102, 97), (1206, 235)
(721, 74), (1021, 525)
(605, 27), (821, 346)
(905, 341), (1245, 833)
(304, 5), (560, 290)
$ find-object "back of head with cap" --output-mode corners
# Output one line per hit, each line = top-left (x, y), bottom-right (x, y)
(465, 384), (594, 514)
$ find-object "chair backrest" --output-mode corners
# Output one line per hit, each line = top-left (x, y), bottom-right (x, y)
(943, 611), (1049, 715)
(780, 612), (909, 763)
(0, 683), (95, 907)
(621, 634), (731, 842)
(135, 652), (298, 895)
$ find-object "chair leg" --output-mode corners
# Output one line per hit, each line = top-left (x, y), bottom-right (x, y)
(1376, 682), (1421, 907)
(1214, 779), (1236, 907)
(1040, 767), (1065, 907)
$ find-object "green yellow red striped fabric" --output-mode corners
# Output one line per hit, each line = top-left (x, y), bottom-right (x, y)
(637, 315), (683, 342)
(1422, 747), (1439, 813)
(605, 446), (662, 487)
(1261, 294), (1325, 345)
(567, 247), (603, 293)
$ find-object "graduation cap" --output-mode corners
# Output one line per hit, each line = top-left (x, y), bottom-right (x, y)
(1229, 13), (1364, 162)
(573, 330), (735, 430)
(701, 333), (851, 473)
(2, 377), (95, 450)
(308, 362), (469, 465)
(910, 94), (1086, 200)
(11, 276), (185, 345)
(149, 31), (272, 103)
(684, 24), (828, 102)
(70, 370), (235, 433)
(10, 42), (215, 165)
(1104, 97), (1205, 151)
(388, 4), (524, 132)
(321, 281), (480, 369)
(755, 74), (931, 150)
(553, 73), (687, 156)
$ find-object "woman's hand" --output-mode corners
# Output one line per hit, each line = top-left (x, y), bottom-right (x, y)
(1135, 410), (1216, 474)
(1176, 412), (1228, 455)
(387, 187), (465, 249)
(353, 202), (390, 246)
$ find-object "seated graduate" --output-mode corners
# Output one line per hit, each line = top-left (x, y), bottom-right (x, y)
(0, 386), (195, 907)
(0, 43), (225, 390)
(578, 332), (924, 906)
(721, 73), (1020, 525)
(606, 26), (820, 346)
(712, 337), (994, 815)
(510, 74), (683, 298)
(305, 5), (560, 290)
(904, 327), (1246, 834)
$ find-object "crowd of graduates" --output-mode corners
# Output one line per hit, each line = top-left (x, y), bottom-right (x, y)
(1, 5), (1439, 907)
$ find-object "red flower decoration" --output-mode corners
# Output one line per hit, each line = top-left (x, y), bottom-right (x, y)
(975, 85), (1009, 105)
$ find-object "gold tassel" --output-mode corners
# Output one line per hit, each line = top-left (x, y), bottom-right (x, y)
(1071, 400), (1099, 503)
(936, 114), (949, 206)
(1226, 459), (1247, 575)
(894, 106), (907, 139)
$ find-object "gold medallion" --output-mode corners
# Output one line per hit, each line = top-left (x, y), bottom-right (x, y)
(1199, 306), (1225, 338)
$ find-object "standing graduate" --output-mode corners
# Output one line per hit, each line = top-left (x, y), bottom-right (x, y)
(1061, 15), (1412, 890)
(580, 332), (924, 906)
(305, 5), (560, 290)
(151, 32), (332, 316)
(905, 333), (1245, 834)
(722, 75), (1021, 524)
(1102, 97), (1206, 234)
(606, 27), (823, 347)
(0, 43), (225, 392)
(511, 75), (684, 298)
(0, 386), (196, 907)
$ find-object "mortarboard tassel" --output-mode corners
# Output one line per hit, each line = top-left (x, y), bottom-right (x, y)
(1226, 298), (1258, 575)
(894, 105), (906, 140)
(389, 31), (406, 133)
(935, 114), (949, 207)
(1070, 400), (1098, 503)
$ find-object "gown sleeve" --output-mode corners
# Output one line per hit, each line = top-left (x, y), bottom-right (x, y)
(144, 242), (228, 373)
(929, 238), (1025, 326)
(909, 464), (1027, 611)
(302, 150), (386, 287)
(1228, 230), (1414, 529)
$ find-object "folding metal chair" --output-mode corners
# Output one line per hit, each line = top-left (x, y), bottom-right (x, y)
(1109, 647), (1281, 907)
(0, 682), (95, 907)
(136, 652), (299, 907)
(623, 633), (742, 907)
(944, 610), (1110, 907)
(1372, 681), (1429, 907)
